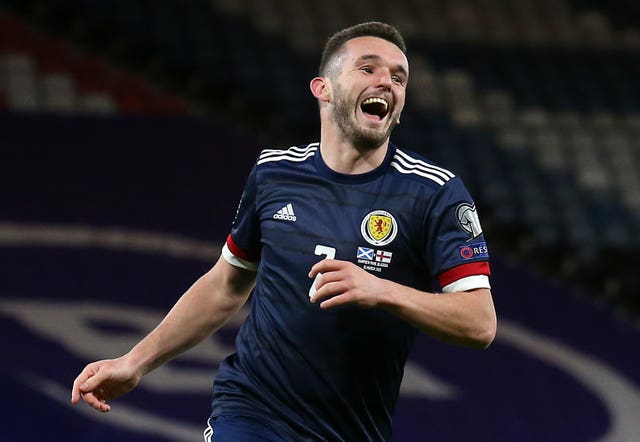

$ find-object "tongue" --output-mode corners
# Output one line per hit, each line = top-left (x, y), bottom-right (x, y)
(363, 110), (383, 121)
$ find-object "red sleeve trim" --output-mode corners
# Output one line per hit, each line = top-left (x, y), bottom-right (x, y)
(438, 262), (491, 288)
(226, 234), (260, 262)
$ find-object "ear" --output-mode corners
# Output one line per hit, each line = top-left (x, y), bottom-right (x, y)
(310, 77), (331, 103)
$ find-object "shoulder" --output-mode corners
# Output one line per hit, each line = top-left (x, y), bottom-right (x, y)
(256, 142), (319, 167)
(389, 146), (457, 189)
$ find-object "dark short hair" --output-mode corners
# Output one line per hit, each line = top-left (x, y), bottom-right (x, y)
(318, 22), (406, 76)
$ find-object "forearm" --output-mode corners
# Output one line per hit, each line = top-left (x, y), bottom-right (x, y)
(380, 282), (496, 349)
(127, 260), (254, 375)
(309, 259), (497, 348)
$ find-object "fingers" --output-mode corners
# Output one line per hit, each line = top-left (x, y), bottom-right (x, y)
(308, 259), (384, 309)
(71, 363), (112, 412)
(80, 391), (112, 412)
(308, 258), (343, 278)
(71, 364), (96, 404)
(310, 271), (354, 309)
(311, 280), (348, 303)
(317, 291), (352, 309)
(309, 264), (346, 300)
(309, 259), (341, 303)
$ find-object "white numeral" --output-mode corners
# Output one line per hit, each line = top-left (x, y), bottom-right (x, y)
(309, 245), (336, 298)
(314, 244), (336, 260)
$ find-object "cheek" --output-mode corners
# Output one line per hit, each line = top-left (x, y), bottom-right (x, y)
(394, 93), (406, 113)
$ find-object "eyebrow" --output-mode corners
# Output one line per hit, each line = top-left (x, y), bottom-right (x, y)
(355, 54), (408, 77)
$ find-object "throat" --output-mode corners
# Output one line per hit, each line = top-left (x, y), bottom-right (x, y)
(319, 140), (389, 175)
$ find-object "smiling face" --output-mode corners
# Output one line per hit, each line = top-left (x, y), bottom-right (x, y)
(324, 36), (409, 151)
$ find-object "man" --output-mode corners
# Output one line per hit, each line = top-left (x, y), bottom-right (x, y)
(71, 22), (496, 441)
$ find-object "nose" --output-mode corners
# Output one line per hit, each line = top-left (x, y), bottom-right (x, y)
(375, 69), (393, 89)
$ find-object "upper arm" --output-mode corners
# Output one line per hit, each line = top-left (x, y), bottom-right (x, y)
(459, 287), (497, 344)
(210, 254), (257, 299)
(463, 287), (494, 310)
(456, 287), (495, 319)
(423, 178), (492, 292)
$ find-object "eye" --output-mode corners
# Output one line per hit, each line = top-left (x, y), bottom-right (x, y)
(360, 65), (373, 74)
(392, 75), (405, 85)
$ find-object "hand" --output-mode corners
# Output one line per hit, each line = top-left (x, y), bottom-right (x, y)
(308, 259), (390, 309)
(71, 356), (142, 412)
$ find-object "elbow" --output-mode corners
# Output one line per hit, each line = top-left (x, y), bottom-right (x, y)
(437, 316), (497, 350)
(471, 316), (497, 349)
(470, 290), (497, 349)
(475, 328), (496, 350)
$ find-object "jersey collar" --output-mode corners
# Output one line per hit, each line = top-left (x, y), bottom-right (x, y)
(314, 142), (397, 184)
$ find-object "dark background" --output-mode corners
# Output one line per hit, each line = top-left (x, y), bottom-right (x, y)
(1, 1), (639, 440)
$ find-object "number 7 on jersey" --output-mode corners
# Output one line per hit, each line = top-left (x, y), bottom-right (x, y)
(309, 244), (336, 298)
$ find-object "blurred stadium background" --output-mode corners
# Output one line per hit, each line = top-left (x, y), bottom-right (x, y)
(1, 0), (639, 441)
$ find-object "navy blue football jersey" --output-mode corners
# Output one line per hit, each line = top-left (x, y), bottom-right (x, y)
(212, 142), (491, 441)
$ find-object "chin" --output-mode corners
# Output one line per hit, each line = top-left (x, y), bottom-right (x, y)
(354, 123), (395, 150)
(335, 112), (395, 150)
(352, 131), (388, 151)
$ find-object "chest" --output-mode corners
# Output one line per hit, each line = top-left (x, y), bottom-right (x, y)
(255, 177), (425, 281)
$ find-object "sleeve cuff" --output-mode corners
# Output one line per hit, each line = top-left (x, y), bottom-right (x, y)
(441, 274), (491, 293)
(222, 242), (259, 271)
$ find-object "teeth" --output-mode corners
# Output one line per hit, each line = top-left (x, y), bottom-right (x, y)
(362, 97), (389, 111)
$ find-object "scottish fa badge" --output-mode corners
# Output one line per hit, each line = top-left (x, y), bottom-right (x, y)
(361, 210), (398, 246)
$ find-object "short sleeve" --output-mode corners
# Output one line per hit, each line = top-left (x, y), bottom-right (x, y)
(222, 164), (261, 271)
(423, 177), (491, 292)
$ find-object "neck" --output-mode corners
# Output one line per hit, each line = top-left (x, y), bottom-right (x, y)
(319, 125), (390, 175)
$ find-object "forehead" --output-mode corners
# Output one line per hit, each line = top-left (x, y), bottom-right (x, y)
(341, 36), (408, 71)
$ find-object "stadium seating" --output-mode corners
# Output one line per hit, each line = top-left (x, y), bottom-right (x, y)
(1, 0), (639, 315)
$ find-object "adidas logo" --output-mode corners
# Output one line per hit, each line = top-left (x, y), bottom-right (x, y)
(273, 203), (297, 221)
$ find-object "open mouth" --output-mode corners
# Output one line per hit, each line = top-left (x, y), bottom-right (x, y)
(360, 97), (390, 121)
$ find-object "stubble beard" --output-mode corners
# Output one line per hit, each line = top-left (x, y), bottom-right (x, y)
(331, 83), (397, 152)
